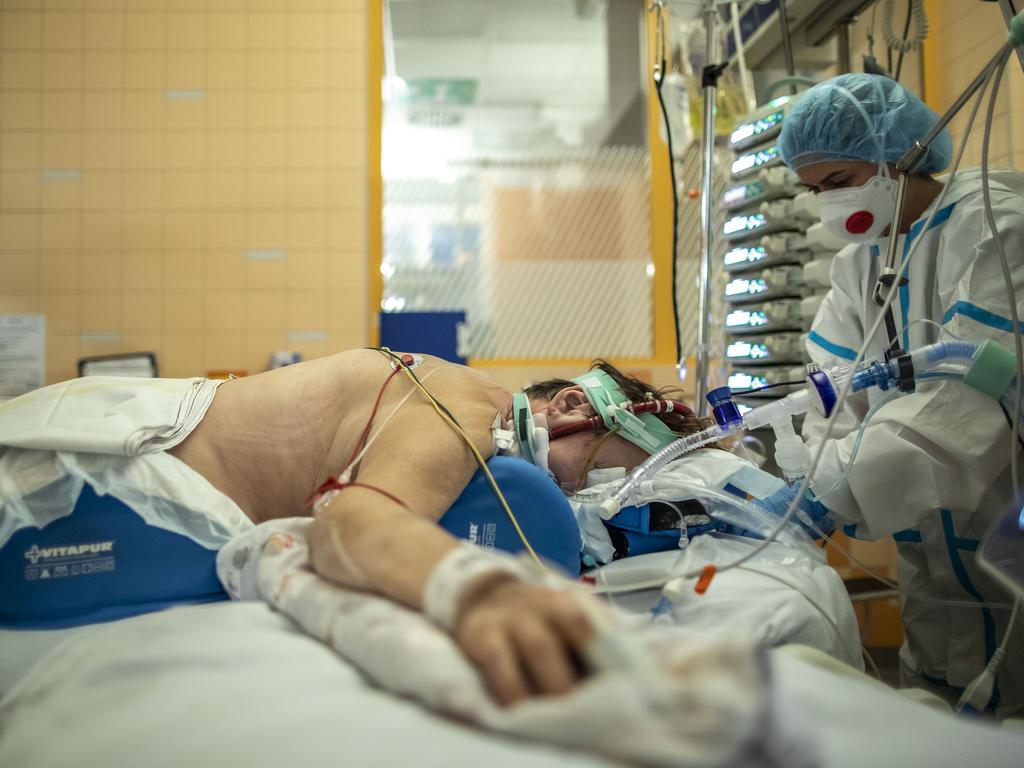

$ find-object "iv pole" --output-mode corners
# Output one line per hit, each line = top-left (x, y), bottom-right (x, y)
(693, 0), (794, 414)
(694, 0), (720, 416)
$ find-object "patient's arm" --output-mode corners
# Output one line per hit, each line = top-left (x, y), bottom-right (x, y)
(305, 388), (593, 705)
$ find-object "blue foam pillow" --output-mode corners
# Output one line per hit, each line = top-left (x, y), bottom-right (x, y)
(1, 455), (582, 629)
(439, 456), (582, 576)
(1, 483), (227, 629)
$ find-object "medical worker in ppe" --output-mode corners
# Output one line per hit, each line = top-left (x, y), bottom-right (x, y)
(776, 73), (1024, 716)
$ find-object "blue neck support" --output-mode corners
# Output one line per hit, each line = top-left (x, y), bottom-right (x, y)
(439, 456), (581, 576)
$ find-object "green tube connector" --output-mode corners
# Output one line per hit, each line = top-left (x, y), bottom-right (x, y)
(963, 339), (1018, 400)
(1009, 11), (1024, 48)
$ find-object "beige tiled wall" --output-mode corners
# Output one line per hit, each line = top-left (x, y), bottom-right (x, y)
(925, 0), (1023, 170)
(823, 10), (923, 93)
(0, 0), (369, 383)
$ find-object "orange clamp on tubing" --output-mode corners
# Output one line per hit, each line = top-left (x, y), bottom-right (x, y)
(694, 564), (716, 595)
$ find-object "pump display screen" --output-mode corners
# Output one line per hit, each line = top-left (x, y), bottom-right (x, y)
(724, 278), (768, 298)
(729, 108), (786, 148)
(723, 213), (766, 237)
(728, 372), (768, 390)
(726, 341), (770, 360)
(722, 180), (766, 207)
(726, 309), (769, 329)
(731, 145), (779, 176)
(723, 246), (768, 267)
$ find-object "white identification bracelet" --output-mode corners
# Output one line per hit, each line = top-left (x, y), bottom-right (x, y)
(422, 543), (522, 631)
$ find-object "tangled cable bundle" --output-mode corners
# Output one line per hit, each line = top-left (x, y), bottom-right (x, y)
(882, 0), (929, 53)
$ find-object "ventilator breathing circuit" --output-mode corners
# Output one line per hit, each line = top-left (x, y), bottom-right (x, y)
(601, 337), (1023, 522)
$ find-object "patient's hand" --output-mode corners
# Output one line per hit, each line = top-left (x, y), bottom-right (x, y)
(454, 578), (594, 706)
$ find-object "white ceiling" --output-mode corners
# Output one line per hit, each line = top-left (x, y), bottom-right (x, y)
(385, 0), (618, 151)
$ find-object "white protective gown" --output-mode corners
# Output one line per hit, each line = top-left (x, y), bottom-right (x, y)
(802, 167), (1024, 717)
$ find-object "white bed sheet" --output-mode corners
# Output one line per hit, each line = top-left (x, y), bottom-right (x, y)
(0, 536), (851, 703)
(2, 601), (1023, 768)
(0, 602), (610, 768)
(594, 536), (863, 668)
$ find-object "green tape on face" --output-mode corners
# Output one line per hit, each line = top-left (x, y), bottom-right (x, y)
(571, 370), (678, 455)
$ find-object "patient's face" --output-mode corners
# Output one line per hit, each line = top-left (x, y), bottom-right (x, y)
(538, 387), (649, 492)
(546, 430), (650, 493)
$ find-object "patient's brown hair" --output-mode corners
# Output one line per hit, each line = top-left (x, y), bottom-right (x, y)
(524, 360), (711, 439)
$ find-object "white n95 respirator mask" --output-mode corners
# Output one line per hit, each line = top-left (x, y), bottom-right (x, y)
(816, 166), (898, 243)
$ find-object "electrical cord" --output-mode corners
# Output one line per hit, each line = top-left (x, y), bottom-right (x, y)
(883, 0), (928, 54)
(868, 0), (879, 59)
(373, 348), (547, 568)
(652, 20), (683, 369)
(997, 402), (1024, 453)
(730, 378), (805, 396)
(365, 347), (465, 428)
(894, 0), (915, 81)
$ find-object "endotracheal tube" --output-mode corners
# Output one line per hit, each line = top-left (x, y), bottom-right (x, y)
(600, 338), (1021, 520)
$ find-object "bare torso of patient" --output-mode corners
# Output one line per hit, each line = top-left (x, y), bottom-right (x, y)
(169, 350), (511, 524)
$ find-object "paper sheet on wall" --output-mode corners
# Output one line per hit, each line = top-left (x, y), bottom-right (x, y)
(0, 315), (46, 398)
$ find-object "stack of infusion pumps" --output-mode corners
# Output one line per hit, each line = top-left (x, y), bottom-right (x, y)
(718, 95), (839, 410)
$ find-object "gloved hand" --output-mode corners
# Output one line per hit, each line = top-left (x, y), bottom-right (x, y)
(752, 482), (833, 538)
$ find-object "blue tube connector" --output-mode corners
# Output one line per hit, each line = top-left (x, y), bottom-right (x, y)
(707, 386), (744, 429)
(850, 360), (899, 392)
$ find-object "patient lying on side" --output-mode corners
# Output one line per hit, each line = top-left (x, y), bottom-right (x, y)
(168, 349), (706, 705)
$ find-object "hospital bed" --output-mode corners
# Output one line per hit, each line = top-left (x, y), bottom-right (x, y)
(3, 533), (1023, 768)
(0, 377), (1021, 764)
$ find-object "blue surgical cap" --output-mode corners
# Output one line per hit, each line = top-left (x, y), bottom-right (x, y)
(778, 74), (952, 174)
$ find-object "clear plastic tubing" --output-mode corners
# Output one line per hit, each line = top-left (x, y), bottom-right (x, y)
(599, 424), (734, 517)
(601, 340), (1005, 518)
(851, 340), (979, 392)
(910, 340), (979, 368)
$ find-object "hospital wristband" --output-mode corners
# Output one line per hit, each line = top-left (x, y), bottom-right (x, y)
(422, 542), (524, 632)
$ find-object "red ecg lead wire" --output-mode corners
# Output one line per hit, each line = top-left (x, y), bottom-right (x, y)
(307, 354), (415, 510)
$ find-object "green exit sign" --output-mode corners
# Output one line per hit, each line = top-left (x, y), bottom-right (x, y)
(402, 79), (477, 106)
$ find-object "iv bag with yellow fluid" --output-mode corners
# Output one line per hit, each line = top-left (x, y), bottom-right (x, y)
(677, 17), (748, 139)
(686, 77), (748, 139)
